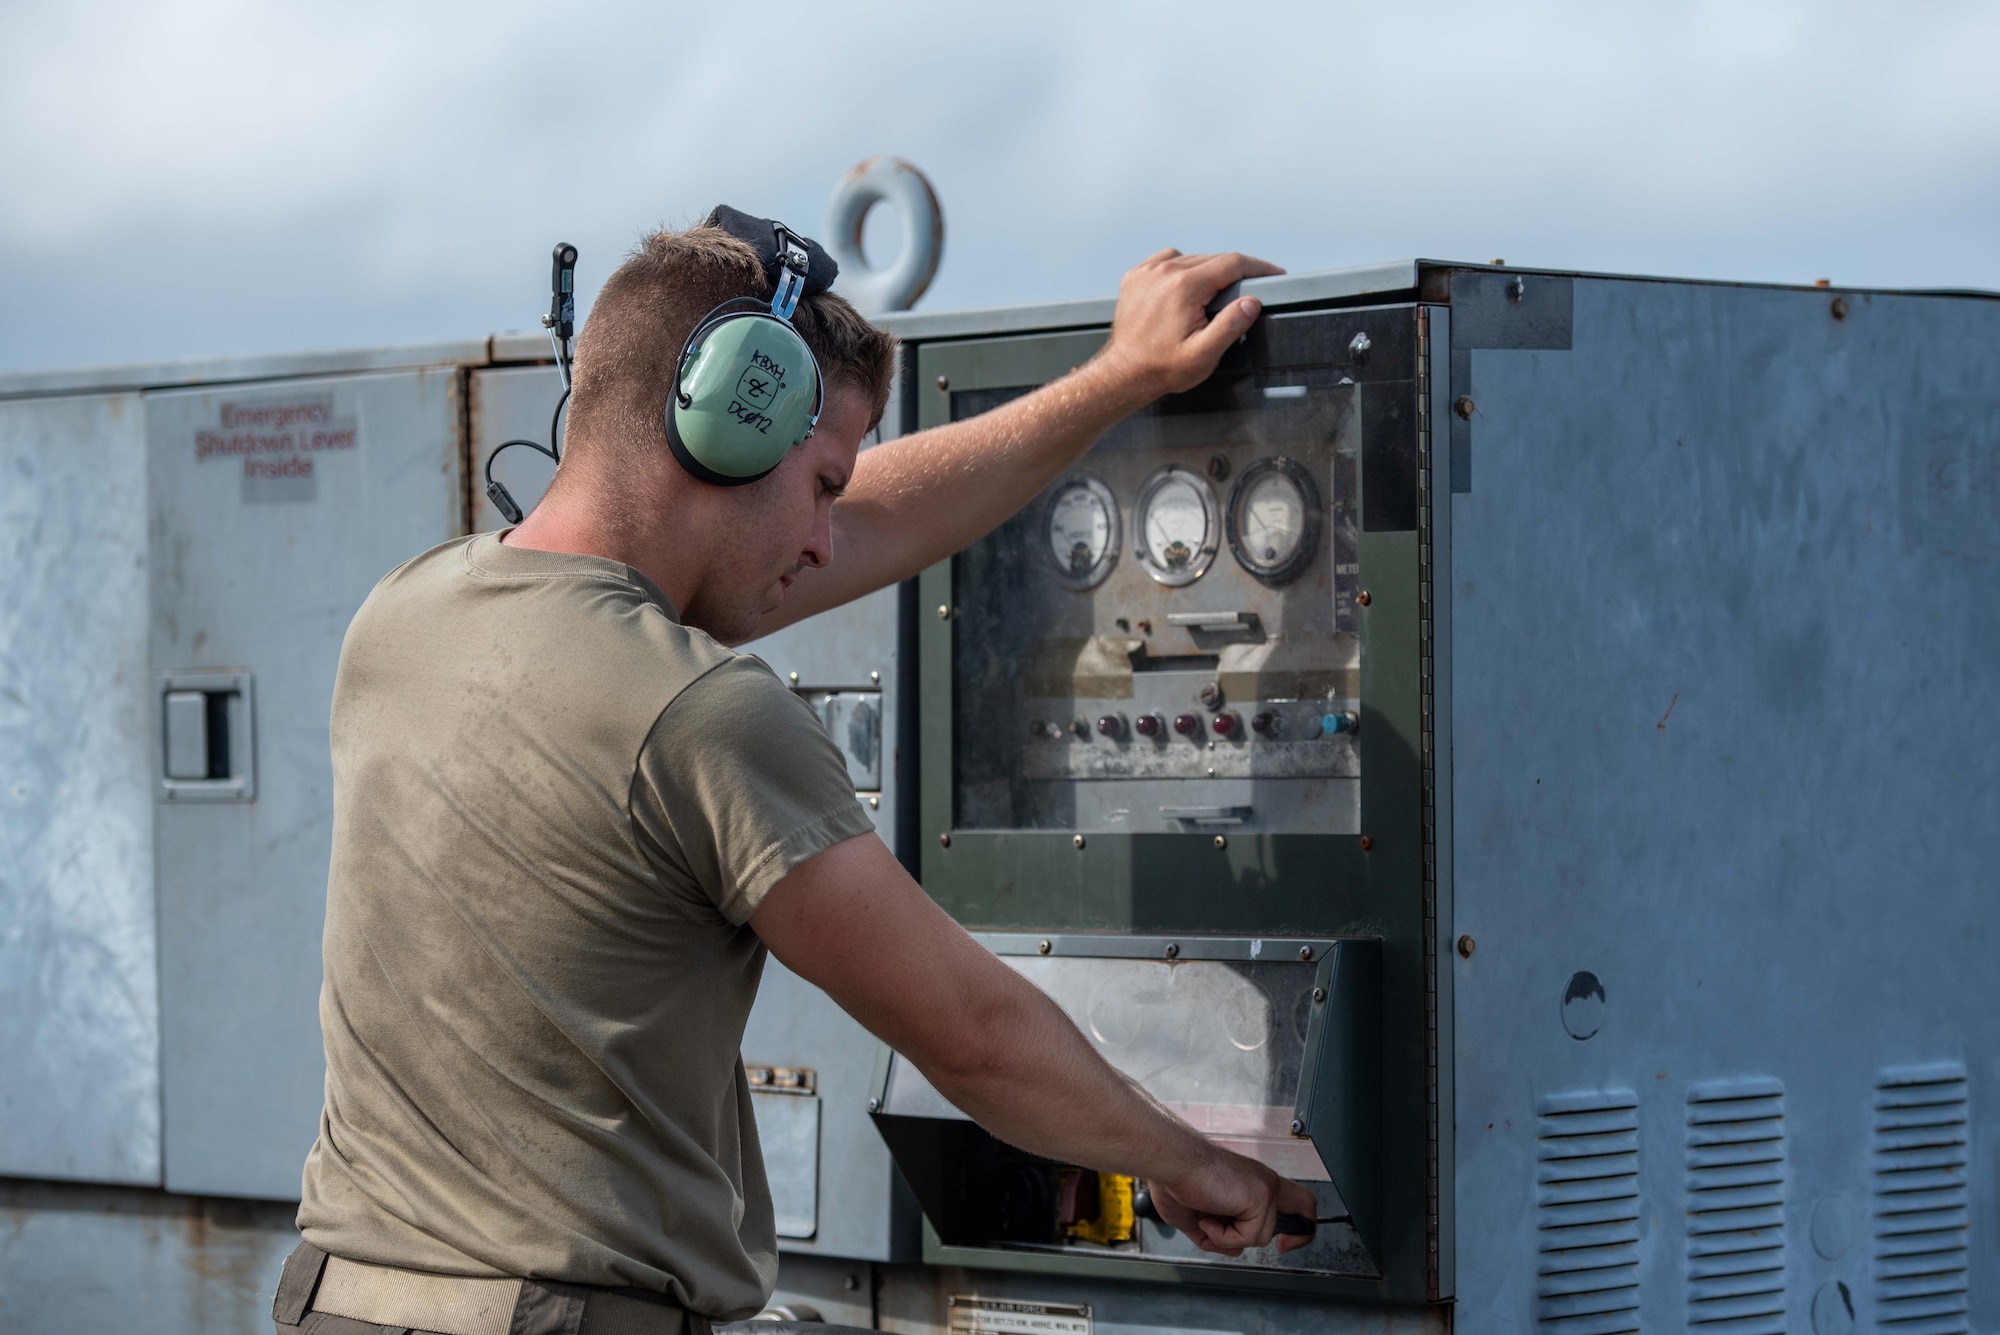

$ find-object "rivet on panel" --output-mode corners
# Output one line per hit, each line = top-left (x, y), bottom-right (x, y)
(1831, 297), (1849, 321)
(936, 604), (951, 620)
(869, 670), (880, 683)
(1073, 834), (1086, 849)
(788, 671), (799, 684)
(938, 832), (951, 849)
(936, 374), (949, 391)
(1214, 835), (1227, 850)
(868, 795), (880, 810)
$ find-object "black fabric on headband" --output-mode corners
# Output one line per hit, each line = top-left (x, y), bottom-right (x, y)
(702, 205), (839, 299)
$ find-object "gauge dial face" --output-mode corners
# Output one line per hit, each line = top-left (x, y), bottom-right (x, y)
(1043, 474), (1119, 589)
(1133, 465), (1220, 586)
(1226, 457), (1322, 583)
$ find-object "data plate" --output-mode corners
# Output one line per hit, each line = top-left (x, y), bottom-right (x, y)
(948, 1297), (1092, 1335)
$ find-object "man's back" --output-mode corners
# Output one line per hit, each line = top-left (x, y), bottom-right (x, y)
(298, 533), (871, 1319)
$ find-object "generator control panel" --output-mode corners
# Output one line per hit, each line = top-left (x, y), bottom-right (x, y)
(878, 305), (1439, 1301)
(950, 373), (1362, 837)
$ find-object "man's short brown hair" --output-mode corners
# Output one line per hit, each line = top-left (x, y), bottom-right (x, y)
(565, 224), (898, 467)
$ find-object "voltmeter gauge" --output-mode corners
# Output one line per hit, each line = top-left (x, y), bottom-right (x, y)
(1132, 464), (1220, 586)
(1226, 457), (1321, 584)
(1043, 474), (1120, 589)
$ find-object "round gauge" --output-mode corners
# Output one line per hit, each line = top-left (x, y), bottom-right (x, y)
(1132, 465), (1220, 587)
(1043, 474), (1120, 589)
(1226, 456), (1322, 584)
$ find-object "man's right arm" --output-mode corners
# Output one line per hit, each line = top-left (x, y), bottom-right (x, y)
(748, 832), (1318, 1255)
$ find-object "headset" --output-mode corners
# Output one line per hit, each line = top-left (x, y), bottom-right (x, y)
(482, 209), (837, 524)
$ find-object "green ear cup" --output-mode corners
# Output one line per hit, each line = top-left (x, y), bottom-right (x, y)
(665, 312), (821, 486)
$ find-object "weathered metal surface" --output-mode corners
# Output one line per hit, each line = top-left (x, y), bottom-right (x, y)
(876, 1262), (1451, 1335)
(145, 367), (466, 1198)
(0, 1179), (297, 1334)
(1448, 278), (2000, 1332)
(0, 392), (161, 1186)
(0, 339), (487, 402)
(876, 264), (1422, 342)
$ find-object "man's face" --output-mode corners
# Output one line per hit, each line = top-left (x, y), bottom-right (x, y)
(681, 381), (871, 644)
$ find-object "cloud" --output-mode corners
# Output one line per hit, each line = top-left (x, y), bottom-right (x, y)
(0, 0), (1994, 373)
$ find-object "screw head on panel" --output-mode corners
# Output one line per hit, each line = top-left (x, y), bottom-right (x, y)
(1290, 1118), (1306, 1136)
(1457, 934), (1477, 959)
(869, 670), (880, 683)
(788, 671), (799, 684)
(1359, 835), (1375, 852)
(938, 832), (951, 849)
(1356, 590), (1372, 606)
(936, 604), (951, 620)
(1073, 834), (1086, 849)
(1313, 987), (1327, 1003)
(1454, 395), (1475, 421)
(867, 1097), (881, 1113)
(1831, 297), (1850, 321)
(936, 375), (949, 391)
(1038, 939), (1052, 955)
(1164, 942), (1180, 959)
(1298, 945), (1314, 961)
(1214, 835), (1227, 850)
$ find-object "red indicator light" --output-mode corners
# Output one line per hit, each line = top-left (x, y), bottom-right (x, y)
(1173, 713), (1200, 736)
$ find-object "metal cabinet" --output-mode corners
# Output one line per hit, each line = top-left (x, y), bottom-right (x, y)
(0, 391), (160, 1186)
(146, 367), (466, 1197)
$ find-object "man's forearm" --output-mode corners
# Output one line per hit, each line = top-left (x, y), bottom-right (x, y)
(746, 251), (1277, 637)
(759, 354), (1150, 631)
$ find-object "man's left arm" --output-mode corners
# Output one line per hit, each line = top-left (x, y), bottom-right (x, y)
(754, 249), (1280, 635)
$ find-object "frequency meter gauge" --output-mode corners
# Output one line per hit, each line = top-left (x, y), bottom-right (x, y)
(1227, 456), (1322, 584)
(1133, 464), (1220, 586)
(1044, 474), (1120, 589)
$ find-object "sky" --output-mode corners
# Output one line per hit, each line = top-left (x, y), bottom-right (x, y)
(1, 0), (1996, 376)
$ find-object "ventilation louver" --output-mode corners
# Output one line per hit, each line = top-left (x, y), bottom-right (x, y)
(1872, 1062), (1969, 1335)
(1685, 1076), (1786, 1334)
(1537, 1089), (1642, 1335)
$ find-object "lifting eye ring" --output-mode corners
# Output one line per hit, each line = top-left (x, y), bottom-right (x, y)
(823, 157), (944, 315)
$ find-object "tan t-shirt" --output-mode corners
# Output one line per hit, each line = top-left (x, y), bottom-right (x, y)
(297, 532), (874, 1320)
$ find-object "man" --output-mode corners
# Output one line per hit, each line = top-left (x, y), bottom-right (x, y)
(275, 213), (1314, 1335)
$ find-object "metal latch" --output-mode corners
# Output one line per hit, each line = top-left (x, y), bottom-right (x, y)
(160, 671), (255, 802)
